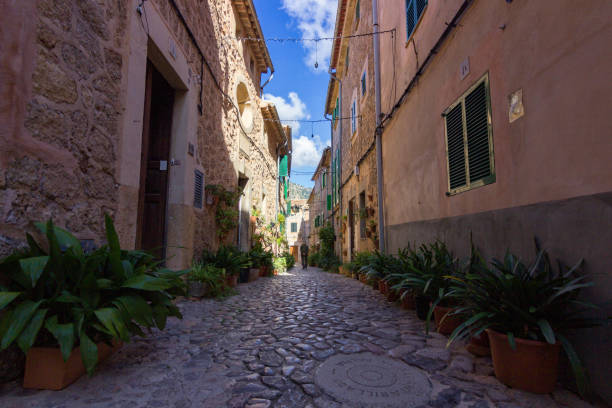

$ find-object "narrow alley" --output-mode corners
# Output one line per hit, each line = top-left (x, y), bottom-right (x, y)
(0, 268), (594, 408)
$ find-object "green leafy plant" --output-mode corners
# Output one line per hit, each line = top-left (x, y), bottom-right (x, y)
(206, 184), (242, 240)
(200, 245), (250, 276)
(188, 262), (227, 298)
(446, 239), (602, 396)
(0, 216), (187, 375)
(273, 256), (288, 274)
(308, 251), (321, 266)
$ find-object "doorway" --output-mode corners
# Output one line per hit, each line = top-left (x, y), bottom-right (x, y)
(137, 61), (175, 259)
(348, 198), (355, 259)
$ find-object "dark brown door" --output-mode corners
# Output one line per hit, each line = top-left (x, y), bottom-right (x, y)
(136, 62), (174, 259)
(348, 199), (355, 258)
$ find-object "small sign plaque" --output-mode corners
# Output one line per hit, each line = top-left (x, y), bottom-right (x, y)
(460, 57), (470, 80)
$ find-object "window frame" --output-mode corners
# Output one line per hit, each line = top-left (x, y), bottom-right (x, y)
(443, 73), (496, 196)
(291, 222), (297, 233)
(351, 99), (357, 135)
(405, 0), (428, 42)
(361, 70), (367, 97)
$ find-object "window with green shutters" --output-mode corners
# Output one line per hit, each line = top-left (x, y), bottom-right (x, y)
(356, 0), (360, 20)
(345, 47), (349, 70)
(279, 155), (288, 177)
(327, 194), (332, 211)
(291, 222), (297, 232)
(322, 170), (326, 188)
(406, 0), (427, 40)
(443, 74), (495, 195)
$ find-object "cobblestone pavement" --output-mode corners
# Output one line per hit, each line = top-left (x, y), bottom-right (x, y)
(0, 268), (596, 408)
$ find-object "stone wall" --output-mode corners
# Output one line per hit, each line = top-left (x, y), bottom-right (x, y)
(0, 0), (284, 265)
(0, 0), (129, 255)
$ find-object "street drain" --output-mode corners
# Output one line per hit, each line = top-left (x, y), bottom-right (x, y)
(314, 352), (431, 407)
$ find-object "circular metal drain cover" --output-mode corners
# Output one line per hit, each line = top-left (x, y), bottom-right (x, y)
(314, 353), (431, 407)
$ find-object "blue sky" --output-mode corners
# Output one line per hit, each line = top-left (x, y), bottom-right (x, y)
(253, 0), (337, 188)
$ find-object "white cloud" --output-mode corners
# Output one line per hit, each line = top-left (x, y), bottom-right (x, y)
(281, 0), (337, 72)
(292, 134), (330, 168)
(263, 91), (310, 133)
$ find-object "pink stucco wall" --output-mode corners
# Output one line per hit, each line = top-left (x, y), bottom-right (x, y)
(378, 0), (612, 226)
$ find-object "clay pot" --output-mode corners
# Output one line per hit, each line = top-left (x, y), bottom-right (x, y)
(466, 332), (490, 357)
(225, 274), (238, 288)
(487, 329), (561, 394)
(359, 273), (367, 283)
(273, 269), (279, 276)
(386, 288), (400, 302)
(248, 268), (259, 282)
(259, 266), (267, 277)
(415, 295), (431, 321)
(378, 280), (388, 295)
(401, 291), (416, 309)
(23, 341), (121, 390)
(338, 266), (344, 275)
(188, 281), (208, 298)
(250, 215), (257, 224)
(433, 306), (463, 335)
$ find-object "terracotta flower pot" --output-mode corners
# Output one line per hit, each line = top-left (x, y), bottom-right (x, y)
(415, 295), (431, 321)
(188, 281), (208, 298)
(225, 274), (238, 288)
(401, 291), (416, 310)
(259, 266), (267, 277)
(273, 269), (279, 276)
(378, 280), (388, 295)
(23, 341), (121, 390)
(487, 329), (561, 394)
(248, 268), (259, 282)
(466, 332), (491, 357)
(386, 287), (400, 302)
(433, 306), (463, 335)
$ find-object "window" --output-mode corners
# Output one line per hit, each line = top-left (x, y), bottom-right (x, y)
(356, 0), (360, 20)
(351, 100), (357, 134)
(361, 70), (367, 96)
(327, 194), (332, 211)
(291, 222), (297, 232)
(345, 47), (349, 70)
(332, 97), (339, 127)
(193, 170), (204, 209)
(322, 170), (326, 187)
(444, 74), (495, 194)
(406, 0), (427, 40)
(359, 191), (366, 238)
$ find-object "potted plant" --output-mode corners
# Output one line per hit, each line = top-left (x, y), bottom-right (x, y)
(187, 262), (208, 298)
(0, 216), (187, 390)
(446, 240), (602, 396)
(250, 207), (261, 225)
(201, 246), (249, 288)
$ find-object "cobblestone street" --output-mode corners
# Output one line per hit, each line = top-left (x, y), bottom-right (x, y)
(0, 268), (595, 408)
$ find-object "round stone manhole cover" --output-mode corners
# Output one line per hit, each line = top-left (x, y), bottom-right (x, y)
(314, 352), (431, 408)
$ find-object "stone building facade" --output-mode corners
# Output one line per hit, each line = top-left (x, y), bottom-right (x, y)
(0, 0), (290, 270)
(285, 198), (309, 260)
(376, 0), (612, 402)
(307, 147), (331, 251)
(325, 0), (378, 261)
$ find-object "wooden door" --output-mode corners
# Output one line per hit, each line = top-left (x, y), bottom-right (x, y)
(136, 62), (174, 259)
(348, 199), (355, 259)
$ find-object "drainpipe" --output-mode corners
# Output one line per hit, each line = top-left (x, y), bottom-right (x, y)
(372, 0), (385, 253)
(260, 70), (274, 97)
(328, 69), (342, 257)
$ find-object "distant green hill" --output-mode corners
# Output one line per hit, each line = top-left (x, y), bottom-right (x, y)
(289, 182), (311, 200)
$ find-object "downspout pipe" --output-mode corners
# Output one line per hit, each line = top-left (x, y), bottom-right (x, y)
(328, 69), (342, 258)
(260, 70), (274, 97)
(372, 0), (386, 253)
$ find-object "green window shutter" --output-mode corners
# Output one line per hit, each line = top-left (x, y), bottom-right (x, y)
(279, 155), (288, 177)
(445, 75), (494, 193)
(445, 104), (466, 190)
(327, 194), (332, 211)
(406, 0), (427, 39)
(287, 200), (291, 214)
(356, 0), (360, 19)
(322, 171), (326, 188)
(465, 82), (492, 182)
(284, 178), (288, 199)
(345, 47), (349, 70)
(291, 222), (297, 232)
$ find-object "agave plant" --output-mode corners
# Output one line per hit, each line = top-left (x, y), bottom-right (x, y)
(201, 245), (251, 276)
(446, 239), (601, 396)
(360, 251), (398, 282)
(0, 215), (187, 375)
